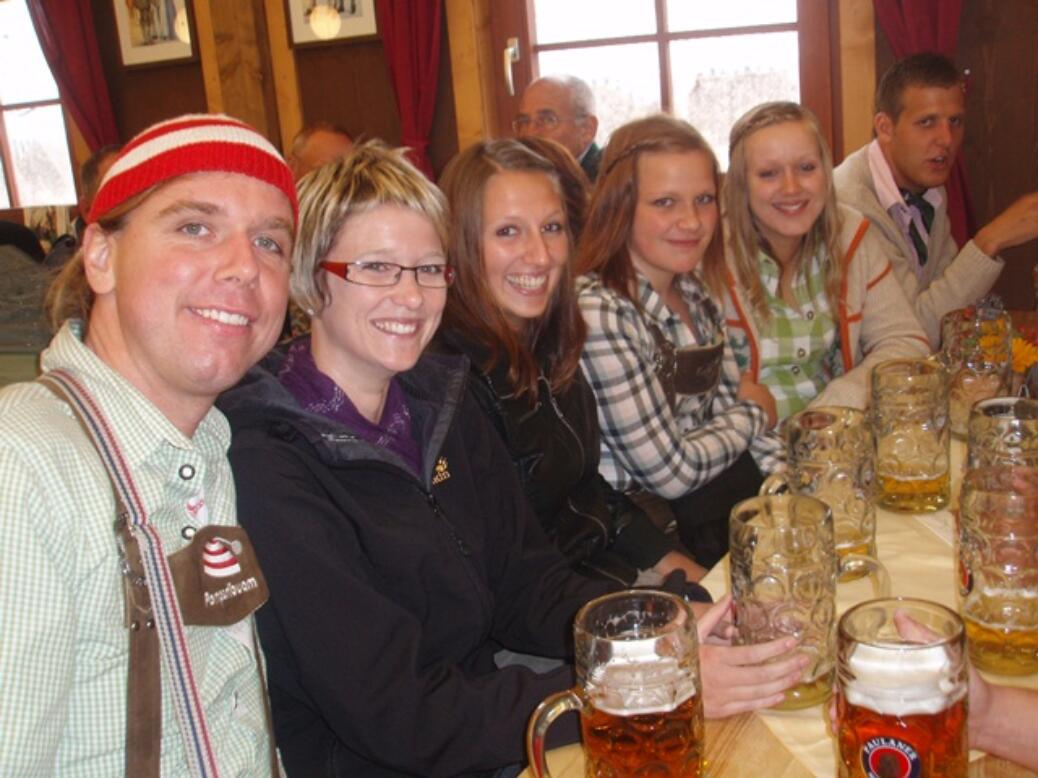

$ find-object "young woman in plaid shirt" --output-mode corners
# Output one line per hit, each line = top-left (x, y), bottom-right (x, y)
(708, 102), (930, 418)
(576, 115), (784, 571)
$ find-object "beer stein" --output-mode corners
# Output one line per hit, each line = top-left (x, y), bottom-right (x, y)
(836, 598), (968, 778)
(761, 407), (878, 581)
(940, 306), (1011, 439)
(729, 495), (888, 710)
(958, 466), (1038, 675)
(870, 358), (950, 512)
(967, 396), (1038, 469)
(526, 590), (703, 777)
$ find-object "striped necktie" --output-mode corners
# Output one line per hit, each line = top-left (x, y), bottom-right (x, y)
(900, 189), (936, 267)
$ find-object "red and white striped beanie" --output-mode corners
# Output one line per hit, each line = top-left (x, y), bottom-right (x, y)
(88, 113), (297, 225)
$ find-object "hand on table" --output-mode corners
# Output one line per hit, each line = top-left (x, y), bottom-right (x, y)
(738, 374), (778, 429)
(694, 596), (809, 718)
(653, 550), (709, 583)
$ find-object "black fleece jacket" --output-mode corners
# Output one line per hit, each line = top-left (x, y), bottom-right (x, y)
(438, 330), (678, 585)
(219, 346), (622, 776)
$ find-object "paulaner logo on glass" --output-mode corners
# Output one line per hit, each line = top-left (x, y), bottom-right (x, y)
(862, 736), (921, 778)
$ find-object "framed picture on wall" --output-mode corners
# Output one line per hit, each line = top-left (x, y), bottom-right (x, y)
(113, 0), (196, 67)
(285, 0), (378, 47)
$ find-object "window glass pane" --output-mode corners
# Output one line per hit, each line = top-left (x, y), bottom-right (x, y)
(667, 0), (796, 32)
(533, 0), (656, 45)
(0, 165), (10, 209)
(0, 0), (60, 104)
(671, 32), (799, 169)
(4, 106), (75, 207)
(538, 43), (661, 147)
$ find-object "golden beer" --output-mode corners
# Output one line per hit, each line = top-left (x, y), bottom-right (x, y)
(526, 591), (702, 778)
(836, 693), (967, 778)
(958, 468), (1038, 677)
(581, 693), (703, 777)
(837, 599), (968, 778)
(835, 540), (875, 582)
(775, 671), (832, 710)
(877, 470), (949, 513)
(965, 614), (1038, 675)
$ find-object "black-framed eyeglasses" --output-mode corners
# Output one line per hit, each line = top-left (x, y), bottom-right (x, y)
(513, 110), (564, 133)
(320, 260), (455, 288)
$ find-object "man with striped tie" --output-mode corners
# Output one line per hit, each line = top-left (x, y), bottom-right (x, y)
(835, 52), (1038, 346)
(0, 114), (295, 776)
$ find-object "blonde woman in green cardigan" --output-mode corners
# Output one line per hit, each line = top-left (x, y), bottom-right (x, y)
(705, 102), (930, 418)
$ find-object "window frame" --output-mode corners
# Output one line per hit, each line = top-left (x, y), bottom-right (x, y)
(524, 0), (837, 156)
(0, 1), (77, 209)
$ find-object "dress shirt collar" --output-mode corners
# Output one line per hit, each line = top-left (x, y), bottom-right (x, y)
(867, 138), (943, 212)
(39, 320), (230, 469)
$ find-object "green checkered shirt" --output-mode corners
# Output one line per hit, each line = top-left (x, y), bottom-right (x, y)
(0, 322), (274, 776)
(755, 251), (838, 419)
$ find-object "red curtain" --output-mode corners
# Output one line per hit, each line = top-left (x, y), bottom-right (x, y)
(376, 0), (442, 178)
(27, 0), (120, 152)
(873, 0), (976, 246)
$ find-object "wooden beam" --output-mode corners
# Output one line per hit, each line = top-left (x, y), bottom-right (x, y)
(445, 0), (494, 150)
(263, 0), (303, 156)
(836, 0), (875, 161)
(193, 0), (225, 113)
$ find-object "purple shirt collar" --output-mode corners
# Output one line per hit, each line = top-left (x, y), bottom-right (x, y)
(278, 337), (422, 477)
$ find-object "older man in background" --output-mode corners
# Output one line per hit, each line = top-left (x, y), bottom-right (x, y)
(288, 121), (354, 180)
(515, 74), (601, 181)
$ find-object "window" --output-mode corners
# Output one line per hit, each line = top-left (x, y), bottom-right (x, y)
(0, 0), (76, 208)
(530, 0), (819, 168)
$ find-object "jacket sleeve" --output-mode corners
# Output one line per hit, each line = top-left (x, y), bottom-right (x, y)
(602, 485), (678, 570)
(579, 287), (772, 499)
(835, 156), (1002, 347)
(813, 225), (932, 410)
(232, 434), (594, 776)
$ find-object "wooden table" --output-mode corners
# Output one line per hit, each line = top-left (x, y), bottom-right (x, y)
(522, 442), (1038, 777)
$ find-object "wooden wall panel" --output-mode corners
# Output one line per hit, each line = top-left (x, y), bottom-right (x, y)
(296, 42), (401, 148)
(958, 0), (1038, 310)
(294, 12), (458, 177)
(90, 0), (208, 141)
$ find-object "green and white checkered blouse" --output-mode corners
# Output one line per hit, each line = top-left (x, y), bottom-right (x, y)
(737, 250), (839, 420)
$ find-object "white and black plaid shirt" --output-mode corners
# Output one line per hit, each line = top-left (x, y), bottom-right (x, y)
(578, 272), (784, 499)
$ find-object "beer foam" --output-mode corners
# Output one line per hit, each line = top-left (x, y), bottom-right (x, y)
(587, 655), (697, 717)
(844, 643), (965, 716)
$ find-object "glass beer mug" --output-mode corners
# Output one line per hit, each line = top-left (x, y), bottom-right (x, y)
(526, 590), (703, 777)
(958, 466), (1038, 675)
(940, 306), (1011, 439)
(967, 396), (1038, 469)
(836, 598), (968, 778)
(870, 358), (950, 512)
(761, 407), (878, 581)
(729, 495), (888, 710)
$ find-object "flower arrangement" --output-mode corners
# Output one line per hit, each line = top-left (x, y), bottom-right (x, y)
(1012, 324), (1038, 375)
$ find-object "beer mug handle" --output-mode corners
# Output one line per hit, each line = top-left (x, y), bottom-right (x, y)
(760, 473), (790, 495)
(840, 554), (891, 597)
(525, 689), (584, 778)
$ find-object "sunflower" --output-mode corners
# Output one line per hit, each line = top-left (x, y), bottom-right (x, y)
(1012, 337), (1038, 375)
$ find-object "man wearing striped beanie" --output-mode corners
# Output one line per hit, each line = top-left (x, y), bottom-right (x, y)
(0, 114), (295, 776)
